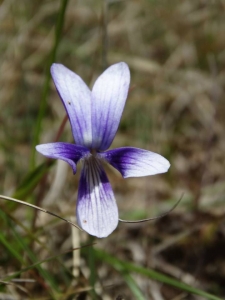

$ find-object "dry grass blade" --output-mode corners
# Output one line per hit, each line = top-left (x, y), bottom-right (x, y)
(0, 280), (30, 296)
(119, 194), (183, 223)
(2, 244), (95, 283)
(0, 195), (82, 231)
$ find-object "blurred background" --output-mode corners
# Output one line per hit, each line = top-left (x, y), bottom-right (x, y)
(0, 0), (225, 299)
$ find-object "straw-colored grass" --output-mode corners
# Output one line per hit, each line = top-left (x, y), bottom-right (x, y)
(0, 0), (225, 299)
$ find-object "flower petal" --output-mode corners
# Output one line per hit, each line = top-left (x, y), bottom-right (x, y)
(99, 147), (170, 178)
(77, 158), (118, 238)
(36, 142), (89, 174)
(51, 63), (92, 147)
(91, 62), (130, 151)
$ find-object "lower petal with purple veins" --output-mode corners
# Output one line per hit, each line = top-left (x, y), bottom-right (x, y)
(77, 157), (118, 238)
(99, 147), (170, 178)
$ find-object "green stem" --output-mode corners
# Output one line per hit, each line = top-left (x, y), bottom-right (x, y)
(30, 0), (69, 169)
(88, 237), (97, 299)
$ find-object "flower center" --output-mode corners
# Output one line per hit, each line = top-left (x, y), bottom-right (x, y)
(83, 150), (100, 169)
(90, 149), (97, 156)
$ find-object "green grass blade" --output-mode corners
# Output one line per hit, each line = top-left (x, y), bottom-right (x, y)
(0, 209), (58, 297)
(0, 232), (24, 263)
(0, 210), (25, 263)
(13, 162), (52, 200)
(2, 244), (92, 283)
(88, 240), (98, 299)
(122, 272), (146, 300)
(30, 0), (69, 169)
(94, 249), (223, 300)
(0, 208), (71, 286)
(13, 232), (58, 292)
(8, 217), (59, 293)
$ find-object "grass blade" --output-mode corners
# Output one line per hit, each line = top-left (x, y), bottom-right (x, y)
(2, 244), (94, 283)
(0, 232), (24, 263)
(122, 272), (146, 300)
(30, 0), (69, 169)
(94, 249), (223, 300)
(13, 162), (51, 200)
(0, 209), (58, 295)
(0, 194), (82, 231)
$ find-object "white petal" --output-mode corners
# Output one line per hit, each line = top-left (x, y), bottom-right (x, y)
(91, 62), (130, 151)
(77, 157), (118, 238)
(51, 64), (92, 147)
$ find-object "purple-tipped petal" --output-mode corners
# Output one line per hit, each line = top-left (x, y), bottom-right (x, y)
(91, 62), (130, 151)
(36, 142), (90, 174)
(77, 158), (118, 238)
(99, 147), (170, 178)
(51, 64), (92, 147)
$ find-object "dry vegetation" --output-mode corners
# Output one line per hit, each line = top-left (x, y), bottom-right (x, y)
(0, 0), (225, 299)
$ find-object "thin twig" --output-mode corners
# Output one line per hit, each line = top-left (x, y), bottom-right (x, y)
(0, 280), (30, 295)
(54, 114), (68, 142)
(119, 194), (183, 223)
(0, 195), (82, 231)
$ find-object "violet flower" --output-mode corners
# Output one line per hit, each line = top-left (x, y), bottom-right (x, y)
(36, 62), (170, 238)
